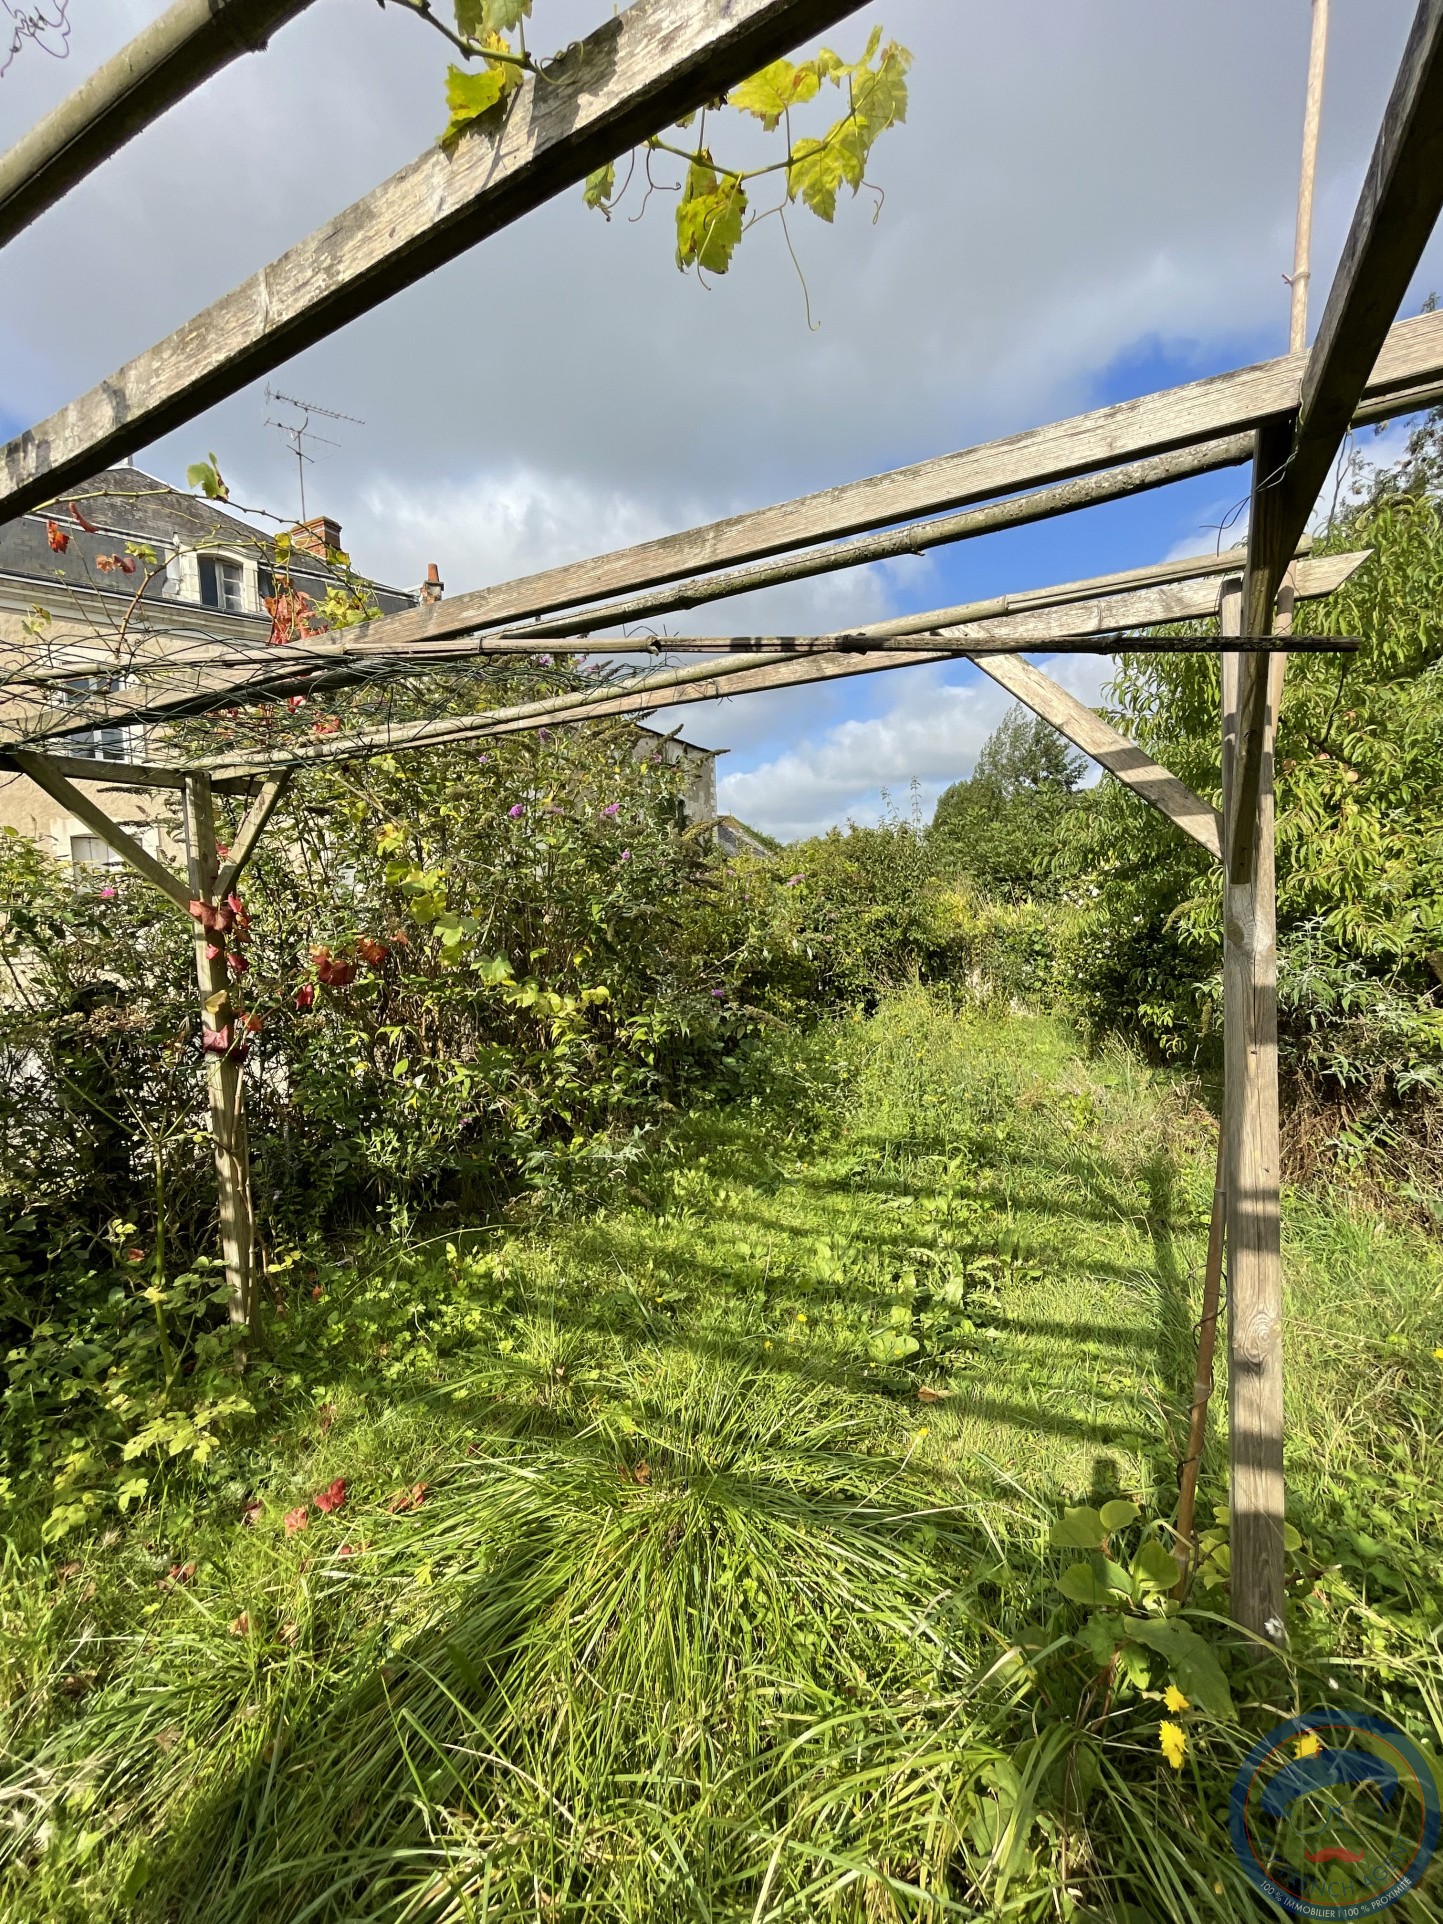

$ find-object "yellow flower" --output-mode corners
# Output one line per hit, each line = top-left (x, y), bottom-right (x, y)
(1295, 1732), (1322, 1759)
(1433, 1348), (1443, 1361)
(1159, 1721), (1187, 1771)
(1164, 1685), (1190, 1714)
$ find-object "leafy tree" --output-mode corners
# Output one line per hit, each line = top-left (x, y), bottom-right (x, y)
(928, 707), (1086, 901)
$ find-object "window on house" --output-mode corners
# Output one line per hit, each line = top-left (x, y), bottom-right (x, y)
(70, 834), (119, 871)
(69, 724), (128, 761)
(55, 674), (127, 761)
(199, 555), (245, 613)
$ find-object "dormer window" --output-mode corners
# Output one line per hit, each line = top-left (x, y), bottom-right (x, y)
(199, 554), (245, 613)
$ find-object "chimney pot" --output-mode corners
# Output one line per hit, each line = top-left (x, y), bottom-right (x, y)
(289, 515), (343, 559)
(421, 561), (444, 604)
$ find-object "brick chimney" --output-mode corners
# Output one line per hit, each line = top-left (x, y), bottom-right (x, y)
(421, 562), (444, 605)
(289, 515), (343, 559)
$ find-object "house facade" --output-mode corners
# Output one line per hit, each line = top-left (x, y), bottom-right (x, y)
(0, 468), (722, 872)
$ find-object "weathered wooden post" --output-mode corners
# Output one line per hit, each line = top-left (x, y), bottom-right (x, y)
(182, 771), (255, 1325)
(1220, 576), (1287, 1642)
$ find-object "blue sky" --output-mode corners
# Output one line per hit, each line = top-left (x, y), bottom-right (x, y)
(2, 0), (1440, 837)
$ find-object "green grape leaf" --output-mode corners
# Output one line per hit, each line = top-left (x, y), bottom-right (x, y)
(1099, 1498), (1141, 1532)
(1121, 1617), (1235, 1718)
(787, 136), (848, 222)
(1131, 1539), (1182, 1595)
(455, 0), (529, 33)
(441, 46), (521, 147)
(1050, 1505), (1106, 1550)
(186, 454), (228, 500)
(583, 163), (616, 212)
(675, 157), (747, 275)
(729, 58), (821, 131)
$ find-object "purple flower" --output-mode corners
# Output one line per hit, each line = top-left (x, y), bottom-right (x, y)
(619, 849), (631, 863)
(508, 803), (526, 819)
(476, 753), (489, 765)
(538, 727), (551, 741)
(600, 802), (621, 819)
(537, 654), (553, 669)
(711, 988), (725, 999)
(99, 886), (117, 899)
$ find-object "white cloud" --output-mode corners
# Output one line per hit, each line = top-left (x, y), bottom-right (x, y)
(714, 650), (1117, 843)
(351, 468), (675, 596)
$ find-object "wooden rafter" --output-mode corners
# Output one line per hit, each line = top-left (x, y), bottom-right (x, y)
(187, 309), (1442, 659)
(0, 749), (257, 793)
(0, 0), (318, 250)
(1230, 0), (1443, 881)
(0, 0), (874, 521)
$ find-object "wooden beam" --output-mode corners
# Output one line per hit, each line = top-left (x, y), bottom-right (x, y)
(11, 546), (1366, 761)
(8, 749), (190, 910)
(1287, 0), (1443, 537)
(1220, 576), (1287, 1646)
(200, 308), (1443, 657)
(0, 0), (872, 521)
(183, 773), (256, 1326)
(965, 654), (1222, 859)
(1232, 0), (1443, 879)
(205, 551), (1369, 782)
(216, 772), (290, 898)
(515, 440), (1255, 641)
(0, 749), (256, 793)
(0, 0), (318, 250)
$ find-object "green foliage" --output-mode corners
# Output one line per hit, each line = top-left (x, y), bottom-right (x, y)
(183, 453), (228, 500)
(674, 154), (747, 274)
(929, 706), (1087, 900)
(4, 995), (1440, 1920)
(426, 3), (909, 282)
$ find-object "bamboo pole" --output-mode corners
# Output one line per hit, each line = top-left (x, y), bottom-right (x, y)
(1289, 0), (1331, 355)
(182, 773), (255, 1326)
(1173, 1137), (1226, 1594)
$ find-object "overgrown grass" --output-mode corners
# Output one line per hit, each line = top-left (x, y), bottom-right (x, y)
(3, 990), (1441, 1920)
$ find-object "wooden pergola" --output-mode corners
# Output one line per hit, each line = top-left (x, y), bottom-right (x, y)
(1, 0), (1441, 1645)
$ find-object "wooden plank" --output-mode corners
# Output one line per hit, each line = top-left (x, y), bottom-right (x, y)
(965, 654), (1222, 858)
(205, 550), (1369, 781)
(514, 440), (1255, 641)
(1220, 576), (1287, 1646)
(233, 308), (1443, 655)
(0, 0), (318, 250)
(183, 773), (255, 1326)
(216, 771), (291, 898)
(1230, 414), (1299, 879)
(8, 546), (1366, 758)
(8, 749), (191, 909)
(0, 749), (256, 793)
(1287, 0), (1443, 535)
(0, 0), (871, 521)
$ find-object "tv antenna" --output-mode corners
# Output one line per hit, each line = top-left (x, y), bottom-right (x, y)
(263, 388), (364, 521)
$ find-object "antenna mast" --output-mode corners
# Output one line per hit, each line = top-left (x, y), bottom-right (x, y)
(262, 388), (364, 521)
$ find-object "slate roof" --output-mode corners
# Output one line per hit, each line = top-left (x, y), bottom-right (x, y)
(0, 466), (415, 616)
